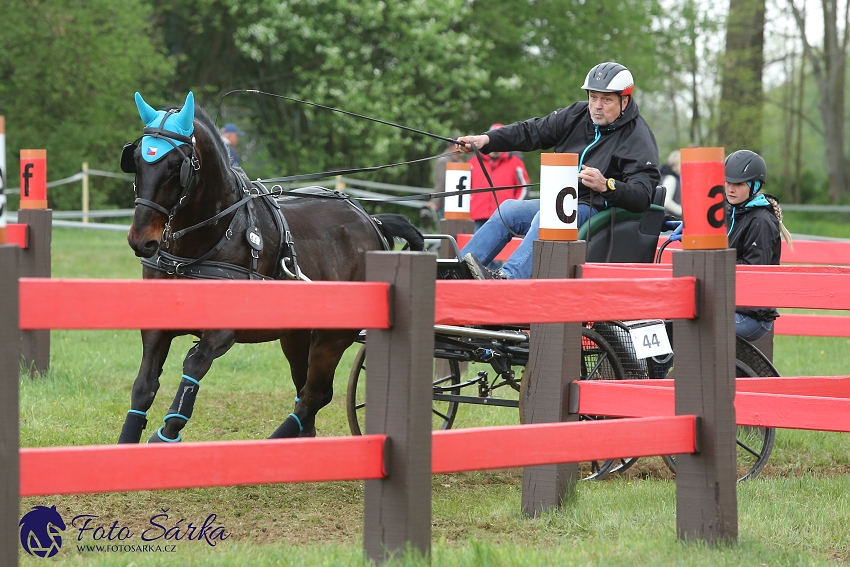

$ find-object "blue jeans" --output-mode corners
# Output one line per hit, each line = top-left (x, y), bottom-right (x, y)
(459, 199), (594, 279)
(735, 312), (773, 342)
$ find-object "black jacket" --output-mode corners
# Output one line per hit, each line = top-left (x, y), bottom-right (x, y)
(727, 196), (781, 321)
(484, 100), (660, 213)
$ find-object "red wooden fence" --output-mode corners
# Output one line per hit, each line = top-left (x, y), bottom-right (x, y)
(573, 380), (850, 432)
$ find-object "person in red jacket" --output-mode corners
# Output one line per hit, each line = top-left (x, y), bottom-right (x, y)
(469, 123), (530, 231)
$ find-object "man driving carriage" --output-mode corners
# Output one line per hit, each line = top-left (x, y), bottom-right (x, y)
(455, 61), (661, 280)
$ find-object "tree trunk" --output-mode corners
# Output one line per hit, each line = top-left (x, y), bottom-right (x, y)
(790, 0), (848, 203)
(718, 0), (766, 153)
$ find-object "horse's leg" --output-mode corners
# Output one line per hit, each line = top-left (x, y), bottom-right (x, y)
(270, 330), (357, 439)
(148, 330), (236, 443)
(279, 331), (316, 436)
(118, 330), (176, 444)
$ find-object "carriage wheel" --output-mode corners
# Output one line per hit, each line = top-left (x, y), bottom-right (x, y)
(346, 344), (462, 436)
(518, 328), (626, 480)
(661, 359), (776, 481)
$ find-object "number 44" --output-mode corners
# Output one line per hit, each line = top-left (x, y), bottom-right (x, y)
(643, 334), (661, 349)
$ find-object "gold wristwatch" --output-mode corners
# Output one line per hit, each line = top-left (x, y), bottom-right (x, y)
(606, 178), (617, 192)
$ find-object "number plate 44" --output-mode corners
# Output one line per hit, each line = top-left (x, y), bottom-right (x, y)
(628, 321), (673, 359)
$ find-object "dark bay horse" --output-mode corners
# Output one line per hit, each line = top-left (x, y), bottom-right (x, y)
(119, 91), (424, 443)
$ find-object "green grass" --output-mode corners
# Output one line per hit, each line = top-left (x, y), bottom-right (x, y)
(18, 225), (850, 566)
(783, 210), (850, 239)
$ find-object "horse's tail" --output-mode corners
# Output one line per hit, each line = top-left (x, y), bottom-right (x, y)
(372, 214), (425, 251)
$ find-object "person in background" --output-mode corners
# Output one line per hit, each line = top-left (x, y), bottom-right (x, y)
(469, 123), (530, 232)
(220, 123), (245, 167)
(725, 149), (794, 341)
(660, 149), (682, 217)
(456, 61), (660, 280)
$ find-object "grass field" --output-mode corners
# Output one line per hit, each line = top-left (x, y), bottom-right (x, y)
(17, 227), (850, 566)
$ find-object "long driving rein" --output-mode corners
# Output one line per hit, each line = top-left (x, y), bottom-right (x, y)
(123, 118), (390, 282)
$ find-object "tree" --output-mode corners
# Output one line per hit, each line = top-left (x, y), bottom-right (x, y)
(718, 0), (766, 153)
(790, 0), (849, 203)
(148, 0), (488, 190)
(469, 0), (668, 181)
(0, 0), (175, 210)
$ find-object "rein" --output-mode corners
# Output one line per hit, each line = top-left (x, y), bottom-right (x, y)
(219, 89), (526, 237)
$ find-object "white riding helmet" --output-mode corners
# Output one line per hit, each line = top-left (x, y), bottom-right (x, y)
(581, 62), (634, 97)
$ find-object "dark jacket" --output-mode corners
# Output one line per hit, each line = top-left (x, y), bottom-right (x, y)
(727, 195), (781, 321)
(484, 100), (660, 213)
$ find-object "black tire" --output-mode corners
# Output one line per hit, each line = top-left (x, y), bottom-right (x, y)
(583, 322), (648, 476)
(578, 328), (628, 480)
(517, 327), (625, 479)
(662, 358), (776, 481)
(346, 344), (461, 436)
(591, 321), (649, 378)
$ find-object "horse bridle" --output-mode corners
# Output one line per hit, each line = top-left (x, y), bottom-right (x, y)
(121, 109), (201, 222)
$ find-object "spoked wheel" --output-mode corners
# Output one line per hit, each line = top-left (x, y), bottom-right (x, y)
(518, 327), (627, 480)
(346, 344), (462, 436)
(662, 359), (776, 481)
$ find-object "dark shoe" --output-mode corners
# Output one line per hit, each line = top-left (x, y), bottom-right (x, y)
(464, 253), (507, 280)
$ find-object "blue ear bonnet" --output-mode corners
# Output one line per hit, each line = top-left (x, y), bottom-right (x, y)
(135, 92), (195, 164)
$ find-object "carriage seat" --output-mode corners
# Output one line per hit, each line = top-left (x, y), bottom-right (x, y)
(578, 185), (667, 264)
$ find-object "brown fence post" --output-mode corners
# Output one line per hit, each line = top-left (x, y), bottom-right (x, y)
(363, 251), (436, 564)
(673, 248), (738, 542)
(438, 218), (474, 259)
(521, 239), (586, 517)
(17, 208), (51, 376)
(0, 244), (20, 566)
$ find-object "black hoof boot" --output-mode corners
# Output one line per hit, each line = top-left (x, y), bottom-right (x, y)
(147, 426), (182, 444)
(269, 414), (304, 439)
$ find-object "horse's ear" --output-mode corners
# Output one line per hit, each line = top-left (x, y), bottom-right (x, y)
(135, 92), (158, 125)
(174, 92), (195, 132)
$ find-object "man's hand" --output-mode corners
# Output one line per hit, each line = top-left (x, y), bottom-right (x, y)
(455, 135), (489, 155)
(578, 165), (608, 192)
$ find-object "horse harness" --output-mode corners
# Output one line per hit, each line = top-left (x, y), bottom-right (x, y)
(138, 168), (389, 282)
(126, 115), (389, 281)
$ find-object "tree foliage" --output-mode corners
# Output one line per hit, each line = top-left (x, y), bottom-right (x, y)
(0, 0), (174, 209)
(0, 0), (671, 211)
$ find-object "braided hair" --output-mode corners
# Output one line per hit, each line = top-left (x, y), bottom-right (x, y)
(762, 193), (794, 251)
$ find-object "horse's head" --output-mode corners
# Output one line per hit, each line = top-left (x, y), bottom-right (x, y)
(124, 92), (201, 257)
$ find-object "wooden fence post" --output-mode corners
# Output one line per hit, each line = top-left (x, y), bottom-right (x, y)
(363, 251), (436, 564)
(521, 240), (586, 517)
(17, 208), (51, 376)
(438, 218), (474, 260)
(673, 248), (738, 542)
(0, 244), (20, 567)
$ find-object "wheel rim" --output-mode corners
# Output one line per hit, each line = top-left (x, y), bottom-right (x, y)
(662, 359), (775, 482)
(579, 327), (627, 481)
(346, 344), (461, 435)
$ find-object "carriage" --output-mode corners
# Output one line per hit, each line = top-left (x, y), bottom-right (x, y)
(122, 91), (777, 481)
(345, 187), (779, 482)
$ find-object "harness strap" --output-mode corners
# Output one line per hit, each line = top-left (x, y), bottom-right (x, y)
(141, 252), (275, 280)
(169, 193), (253, 241)
(134, 198), (170, 217)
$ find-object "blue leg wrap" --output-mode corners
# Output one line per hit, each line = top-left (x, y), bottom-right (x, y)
(118, 410), (148, 444)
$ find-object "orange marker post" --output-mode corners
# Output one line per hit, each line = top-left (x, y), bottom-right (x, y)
(0, 116), (5, 244)
(20, 149), (48, 210)
(538, 153), (579, 241)
(680, 147), (727, 250)
(443, 162), (471, 220)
